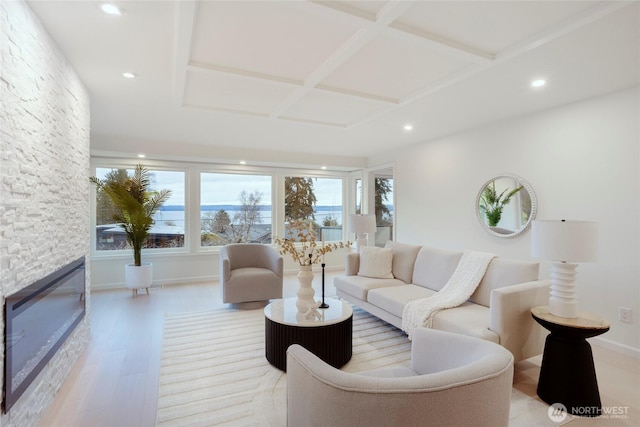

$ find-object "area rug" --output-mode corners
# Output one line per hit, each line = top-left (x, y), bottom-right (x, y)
(157, 305), (559, 426)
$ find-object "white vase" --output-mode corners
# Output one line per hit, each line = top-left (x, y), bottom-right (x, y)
(125, 262), (153, 295)
(296, 265), (316, 314)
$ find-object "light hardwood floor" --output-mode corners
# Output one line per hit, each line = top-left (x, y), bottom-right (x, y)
(40, 273), (639, 426)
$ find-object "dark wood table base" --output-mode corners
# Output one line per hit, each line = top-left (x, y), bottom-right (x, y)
(532, 306), (610, 418)
(265, 314), (352, 372)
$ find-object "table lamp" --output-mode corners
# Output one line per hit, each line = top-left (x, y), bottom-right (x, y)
(531, 220), (598, 318)
(348, 214), (376, 251)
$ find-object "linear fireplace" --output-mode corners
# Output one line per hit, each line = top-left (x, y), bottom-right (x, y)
(3, 257), (86, 412)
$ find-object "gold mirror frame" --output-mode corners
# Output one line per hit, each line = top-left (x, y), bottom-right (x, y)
(475, 174), (537, 238)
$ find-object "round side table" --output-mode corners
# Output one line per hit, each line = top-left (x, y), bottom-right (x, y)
(264, 298), (353, 371)
(531, 306), (610, 417)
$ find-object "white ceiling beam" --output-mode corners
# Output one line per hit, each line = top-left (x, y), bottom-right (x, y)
(374, 0), (416, 26)
(279, 115), (347, 128)
(186, 62), (396, 106)
(311, 0), (493, 63)
(173, 0), (199, 108)
(270, 1), (414, 119)
(313, 85), (399, 105)
(349, 0), (635, 129)
(497, 0), (634, 61)
(181, 102), (270, 119)
(385, 23), (494, 64)
(187, 61), (304, 87)
(306, 0), (378, 25)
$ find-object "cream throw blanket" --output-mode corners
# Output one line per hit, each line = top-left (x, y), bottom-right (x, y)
(402, 250), (496, 339)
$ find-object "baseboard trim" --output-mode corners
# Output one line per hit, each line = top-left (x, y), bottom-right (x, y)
(91, 267), (345, 292)
(91, 275), (217, 292)
(590, 336), (640, 359)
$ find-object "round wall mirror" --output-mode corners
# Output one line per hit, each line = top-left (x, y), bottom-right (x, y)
(475, 174), (537, 238)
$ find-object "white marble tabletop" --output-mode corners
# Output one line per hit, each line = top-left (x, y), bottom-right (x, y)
(264, 297), (352, 327)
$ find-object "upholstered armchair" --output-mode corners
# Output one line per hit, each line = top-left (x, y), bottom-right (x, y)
(287, 327), (514, 427)
(220, 243), (283, 306)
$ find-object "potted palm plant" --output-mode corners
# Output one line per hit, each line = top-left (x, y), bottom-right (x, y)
(90, 164), (172, 295)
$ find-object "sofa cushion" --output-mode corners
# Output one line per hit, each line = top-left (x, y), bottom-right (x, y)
(367, 285), (437, 318)
(470, 258), (540, 307)
(384, 241), (422, 283)
(412, 246), (463, 291)
(357, 246), (394, 279)
(334, 275), (405, 301)
(431, 303), (499, 343)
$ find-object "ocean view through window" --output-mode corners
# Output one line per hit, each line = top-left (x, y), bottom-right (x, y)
(91, 161), (373, 257)
(200, 173), (273, 246)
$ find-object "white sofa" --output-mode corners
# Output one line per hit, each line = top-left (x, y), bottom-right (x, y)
(334, 241), (549, 362)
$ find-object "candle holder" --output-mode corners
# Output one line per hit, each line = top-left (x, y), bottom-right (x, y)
(319, 263), (329, 309)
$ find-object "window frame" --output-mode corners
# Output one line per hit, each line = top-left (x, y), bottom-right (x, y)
(90, 159), (357, 259)
(90, 160), (189, 258)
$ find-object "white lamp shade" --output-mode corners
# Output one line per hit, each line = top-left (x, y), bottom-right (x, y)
(531, 220), (598, 262)
(348, 214), (376, 234)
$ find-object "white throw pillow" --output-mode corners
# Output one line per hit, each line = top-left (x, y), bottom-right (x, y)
(357, 246), (394, 279)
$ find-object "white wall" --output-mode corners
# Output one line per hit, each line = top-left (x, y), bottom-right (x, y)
(0, 1), (90, 425)
(90, 248), (349, 290)
(369, 87), (640, 352)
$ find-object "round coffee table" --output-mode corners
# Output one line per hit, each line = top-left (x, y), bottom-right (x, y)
(264, 298), (353, 371)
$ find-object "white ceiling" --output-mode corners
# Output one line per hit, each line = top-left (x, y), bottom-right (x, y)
(27, 0), (639, 168)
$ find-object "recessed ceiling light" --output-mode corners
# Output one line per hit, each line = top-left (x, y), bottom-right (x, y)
(403, 124), (413, 131)
(101, 3), (121, 16)
(137, 154), (145, 158)
(321, 166), (327, 170)
(531, 79), (546, 88)
(122, 72), (136, 79)
(239, 160), (247, 165)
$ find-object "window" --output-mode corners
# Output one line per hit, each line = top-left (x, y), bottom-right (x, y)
(355, 178), (362, 215)
(94, 167), (185, 251)
(91, 160), (355, 258)
(374, 177), (393, 246)
(284, 176), (344, 241)
(200, 173), (272, 246)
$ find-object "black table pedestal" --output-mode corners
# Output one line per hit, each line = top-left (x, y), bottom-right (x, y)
(537, 334), (602, 416)
(532, 306), (609, 418)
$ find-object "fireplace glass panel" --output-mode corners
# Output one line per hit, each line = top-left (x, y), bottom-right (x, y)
(4, 257), (85, 412)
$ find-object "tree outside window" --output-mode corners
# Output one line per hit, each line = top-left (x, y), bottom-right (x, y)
(375, 178), (393, 226)
(284, 177), (316, 221)
(374, 177), (394, 246)
(284, 176), (343, 241)
(94, 167), (185, 250)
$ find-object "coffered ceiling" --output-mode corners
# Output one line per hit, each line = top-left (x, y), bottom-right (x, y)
(26, 1), (639, 167)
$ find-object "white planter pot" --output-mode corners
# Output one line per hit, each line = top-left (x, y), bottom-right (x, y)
(125, 262), (153, 293)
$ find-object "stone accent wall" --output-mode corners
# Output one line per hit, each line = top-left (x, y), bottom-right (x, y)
(0, 1), (90, 425)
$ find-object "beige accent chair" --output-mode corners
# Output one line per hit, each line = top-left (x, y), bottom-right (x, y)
(287, 327), (514, 427)
(220, 243), (283, 307)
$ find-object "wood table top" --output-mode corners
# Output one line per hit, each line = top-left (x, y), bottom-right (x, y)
(531, 306), (610, 330)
